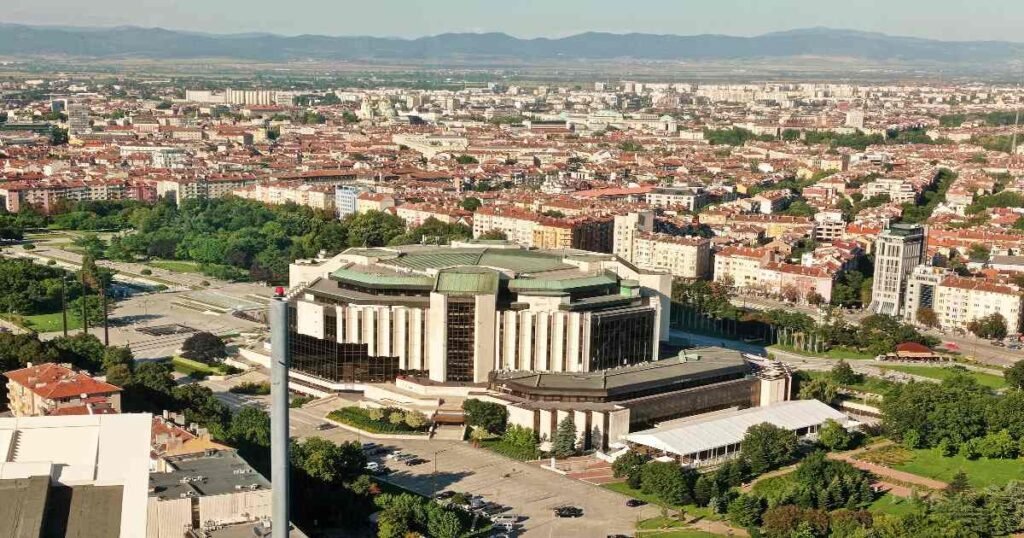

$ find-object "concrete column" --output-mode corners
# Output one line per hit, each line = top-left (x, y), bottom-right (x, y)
(268, 297), (290, 537)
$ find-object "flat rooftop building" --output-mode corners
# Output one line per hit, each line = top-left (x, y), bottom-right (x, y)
(285, 242), (672, 389)
(0, 414), (151, 537)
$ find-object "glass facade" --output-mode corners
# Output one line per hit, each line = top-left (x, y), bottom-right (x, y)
(445, 299), (476, 382)
(588, 308), (655, 370)
(287, 305), (403, 384)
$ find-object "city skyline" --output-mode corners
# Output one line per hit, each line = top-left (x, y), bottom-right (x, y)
(5, 0), (1024, 42)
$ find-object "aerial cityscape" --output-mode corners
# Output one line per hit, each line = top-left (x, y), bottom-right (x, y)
(4, 2), (1024, 537)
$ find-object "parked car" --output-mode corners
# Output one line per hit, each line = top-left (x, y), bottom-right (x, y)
(435, 490), (456, 500)
(554, 506), (583, 518)
(315, 422), (335, 431)
(365, 462), (380, 472)
(625, 499), (646, 507)
(405, 457), (428, 466)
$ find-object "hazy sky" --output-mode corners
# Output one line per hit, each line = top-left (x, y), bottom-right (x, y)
(5, 0), (1023, 42)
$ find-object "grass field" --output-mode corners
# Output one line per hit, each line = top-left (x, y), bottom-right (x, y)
(893, 449), (1024, 488)
(3, 312), (82, 333)
(148, 260), (202, 273)
(868, 494), (919, 517)
(881, 365), (1006, 389)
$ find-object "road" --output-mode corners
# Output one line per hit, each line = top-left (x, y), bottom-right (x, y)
(201, 372), (658, 537)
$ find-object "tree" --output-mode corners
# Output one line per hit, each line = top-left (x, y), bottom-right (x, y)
(727, 494), (765, 528)
(102, 346), (134, 373)
(228, 406), (271, 448)
(1006, 360), (1024, 390)
(460, 197), (482, 211)
(612, 450), (649, 489)
(345, 210), (406, 247)
(946, 470), (971, 495)
(830, 359), (862, 386)
(881, 373), (991, 448)
(181, 331), (227, 363)
(818, 419), (853, 451)
(916, 307), (939, 329)
(640, 461), (694, 505)
(172, 383), (230, 433)
(455, 155), (479, 165)
(478, 229), (507, 240)
(403, 410), (427, 429)
(781, 284), (800, 303)
(462, 399), (508, 434)
(740, 423), (798, 474)
(553, 415), (578, 458)
(806, 291), (825, 306)
(291, 437), (366, 484)
(799, 378), (839, 405)
(426, 508), (463, 538)
(967, 313), (1008, 340)
(105, 364), (133, 387)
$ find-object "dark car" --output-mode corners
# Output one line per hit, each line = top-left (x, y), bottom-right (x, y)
(625, 499), (646, 507)
(405, 457), (428, 466)
(316, 422), (335, 431)
(554, 506), (583, 518)
(435, 490), (456, 500)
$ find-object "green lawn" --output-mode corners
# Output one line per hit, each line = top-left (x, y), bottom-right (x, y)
(171, 356), (230, 376)
(894, 449), (1024, 488)
(880, 365), (1007, 389)
(868, 493), (920, 517)
(770, 344), (875, 361)
(148, 260), (202, 273)
(3, 312), (82, 333)
(638, 517), (728, 537)
(603, 482), (716, 521)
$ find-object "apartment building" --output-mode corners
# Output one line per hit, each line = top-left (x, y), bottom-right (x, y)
(862, 178), (917, 204)
(645, 186), (707, 212)
(814, 211), (847, 242)
(4, 363), (122, 417)
(233, 182), (336, 211)
(613, 210), (656, 262)
(631, 233), (712, 279)
(155, 175), (259, 205)
(932, 276), (1024, 334)
(713, 246), (775, 289)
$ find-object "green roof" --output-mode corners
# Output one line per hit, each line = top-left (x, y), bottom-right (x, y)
(376, 247), (574, 274)
(434, 267), (500, 295)
(508, 272), (617, 294)
(330, 267), (434, 290)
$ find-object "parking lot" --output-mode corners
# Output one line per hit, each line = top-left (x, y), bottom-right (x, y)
(306, 423), (657, 537)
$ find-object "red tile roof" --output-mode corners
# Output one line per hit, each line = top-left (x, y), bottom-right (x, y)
(4, 363), (121, 400)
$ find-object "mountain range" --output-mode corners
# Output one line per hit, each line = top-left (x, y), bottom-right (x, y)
(0, 24), (1022, 63)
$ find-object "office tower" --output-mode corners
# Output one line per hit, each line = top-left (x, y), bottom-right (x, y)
(869, 224), (925, 316)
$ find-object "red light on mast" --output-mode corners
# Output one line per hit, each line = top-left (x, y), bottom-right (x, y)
(274, 286), (285, 297)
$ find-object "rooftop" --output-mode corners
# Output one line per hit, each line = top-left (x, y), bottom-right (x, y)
(149, 450), (270, 500)
(492, 346), (749, 397)
(626, 399), (852, 458)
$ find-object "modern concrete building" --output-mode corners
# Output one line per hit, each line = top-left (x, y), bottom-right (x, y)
(869, 224), (925, 316)
(0, 414), (152, 537)
(285, 242), (672, 390)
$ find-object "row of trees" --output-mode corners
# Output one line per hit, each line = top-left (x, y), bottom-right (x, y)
(883, 369), (1024, 456)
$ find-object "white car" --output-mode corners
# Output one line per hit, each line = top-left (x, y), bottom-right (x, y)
(365, 462), (380, 472)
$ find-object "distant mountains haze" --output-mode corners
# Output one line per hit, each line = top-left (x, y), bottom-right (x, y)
(1, 24), (1022, 64)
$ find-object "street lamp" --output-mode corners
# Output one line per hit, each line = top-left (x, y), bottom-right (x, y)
(432, 448), (448, 494)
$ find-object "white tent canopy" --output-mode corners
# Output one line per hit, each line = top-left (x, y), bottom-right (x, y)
(626, 400), (852, 459)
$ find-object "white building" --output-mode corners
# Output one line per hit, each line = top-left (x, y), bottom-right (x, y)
(870, 224), (925, 316)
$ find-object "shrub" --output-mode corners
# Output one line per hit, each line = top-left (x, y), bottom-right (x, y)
(229, 381), (270, 395)
(327, 407), (429, 434)
(140, 268), (152, 275)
